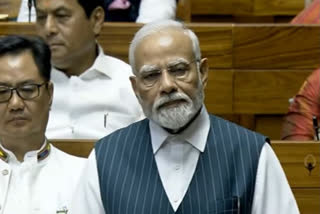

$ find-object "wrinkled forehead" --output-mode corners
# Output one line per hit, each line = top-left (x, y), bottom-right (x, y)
(134, 28), (194, 69)
(137, 27), (192, 50)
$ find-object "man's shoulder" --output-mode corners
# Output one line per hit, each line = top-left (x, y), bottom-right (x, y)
(101, 54), (132, 74)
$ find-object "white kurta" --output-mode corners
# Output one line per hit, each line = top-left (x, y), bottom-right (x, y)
(136, 0), (176, 23)
(69, 109), (300, 214)
(46, 46), (144, 139)
(0, 143), (86, 214)
(17, 0), (36, 22)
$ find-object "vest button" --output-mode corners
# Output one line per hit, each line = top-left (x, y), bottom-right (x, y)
(2, 169), (9, 176)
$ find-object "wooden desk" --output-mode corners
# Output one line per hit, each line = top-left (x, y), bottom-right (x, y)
(272, 141), (320, 214)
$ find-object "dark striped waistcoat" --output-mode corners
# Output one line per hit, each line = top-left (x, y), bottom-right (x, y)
(95, 114), (266, 214)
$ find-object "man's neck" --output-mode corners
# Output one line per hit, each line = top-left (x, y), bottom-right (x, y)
(0, 135), (45, 162)
(55, 44), (99, 77)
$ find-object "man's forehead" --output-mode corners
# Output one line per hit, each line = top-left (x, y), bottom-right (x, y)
(36, 0), (78, 10)
(0, 52), (42, 83)
(138, 29), (192, 54)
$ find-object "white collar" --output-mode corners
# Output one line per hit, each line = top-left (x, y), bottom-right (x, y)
(0, 139), (50, 163)
(52, 44), (121, 81)
(150, 106), (211, 154)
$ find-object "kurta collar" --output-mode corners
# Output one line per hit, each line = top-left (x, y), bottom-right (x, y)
(150, 106), (211, 154)
(0, 140), (51, 163)
(52, 44), (120, 81)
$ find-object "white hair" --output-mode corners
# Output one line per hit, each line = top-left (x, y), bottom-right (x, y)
(129, 20), (201, 74)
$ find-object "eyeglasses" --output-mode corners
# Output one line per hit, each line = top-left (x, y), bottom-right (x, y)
(138, 59), (199, 87)
(0, 82), (48, 103)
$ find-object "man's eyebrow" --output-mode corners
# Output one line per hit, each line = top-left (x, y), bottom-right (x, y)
(0, 80), (37, 87)
(167, 58), (189, 67)
(139, 65), (159, 75)
(18, 80), (38, 85)
(36, 6), (71, 14)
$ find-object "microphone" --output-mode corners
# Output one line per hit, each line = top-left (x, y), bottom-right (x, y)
(28, 0), (32, 22)
(312, 116), (319, 140)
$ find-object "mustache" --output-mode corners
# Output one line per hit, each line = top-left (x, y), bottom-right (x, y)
(154, 92), (191, 110)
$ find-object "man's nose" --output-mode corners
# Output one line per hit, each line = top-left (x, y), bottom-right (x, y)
(8, 91), (25, 111)
(159, 70), (177, 94)
(44, 15), (58, 36)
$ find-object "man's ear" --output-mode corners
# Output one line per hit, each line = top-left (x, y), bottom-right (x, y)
(199, 58), (208, 89)
(47, 81), (54, 107)
(130, 76), (139, 98)
(89, 6), (105, 37)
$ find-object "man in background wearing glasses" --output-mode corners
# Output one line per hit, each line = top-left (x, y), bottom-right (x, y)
(0, 35), (85, 214)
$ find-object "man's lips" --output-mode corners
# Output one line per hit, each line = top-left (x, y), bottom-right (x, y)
(8, 116), (28, 123)
(48, 43), (64, 48)
(158, 99), (186, 109)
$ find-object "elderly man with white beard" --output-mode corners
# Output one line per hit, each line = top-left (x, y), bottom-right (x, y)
(70, 20), (299, 214)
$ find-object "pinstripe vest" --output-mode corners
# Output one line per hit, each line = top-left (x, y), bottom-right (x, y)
(95, 114), (266, 214)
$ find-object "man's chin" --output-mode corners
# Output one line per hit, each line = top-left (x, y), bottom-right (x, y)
(51, 55), (69, 70)
(154, 113), (190, 130)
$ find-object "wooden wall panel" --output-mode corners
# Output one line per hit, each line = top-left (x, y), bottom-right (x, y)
(233, 70), (312, 113)
(205, 69), (233, 114)
(191, 0), (254, 15)
(100, 23), (234, 69)
(233, 25), (320, 69)
(176, 0), (191, 22)
(98, 23), (142, 63)
(1, 23), (320, 139)
(184, 24), (233, 69)
(255, 114), (284, 140)
(254, 0), (304, 15)
(187, 0), (303, 22)
(0, 0), (21, 19)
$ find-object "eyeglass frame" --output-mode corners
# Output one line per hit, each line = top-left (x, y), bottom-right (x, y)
(0, 82), (48, 103)
(136, 58), (200, 87)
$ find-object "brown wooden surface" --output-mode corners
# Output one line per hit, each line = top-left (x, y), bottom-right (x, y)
(1, 23), (320, 139)
(233, 25), (320, 69)
(254, 0), (305, 16)
(272, 141), (320, 188)
(272, 141), (320, 214)
(51, 139), (95, 158)
(293, 188), (320, 214)
(191, 0), (253, 16)
(176, 0), (191, 22)
(0, 23), (318, 70)
(255, 115), (284, 139)
(204, 69), (233, 113)
(51, 139), (320, 214)
(186, 0), (304, 22)
(0, 0), (21, 19)
(233, 69), (312, 114)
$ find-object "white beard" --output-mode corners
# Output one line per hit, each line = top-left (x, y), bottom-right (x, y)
(139, 81), (204, 130)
